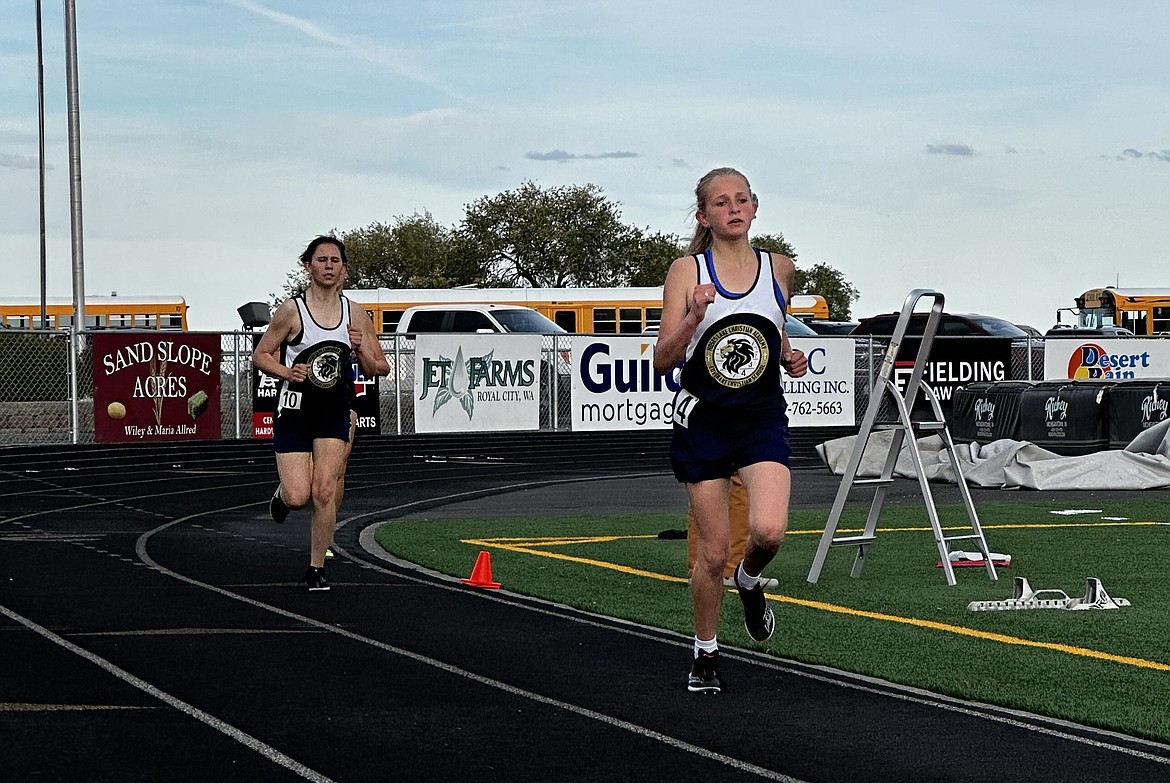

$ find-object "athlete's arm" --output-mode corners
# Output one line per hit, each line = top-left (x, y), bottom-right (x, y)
(654, 256), (713, 375)
(252, 300), (306, 383)
(772, 254), (808, 379)
(347, 302), (390, 377)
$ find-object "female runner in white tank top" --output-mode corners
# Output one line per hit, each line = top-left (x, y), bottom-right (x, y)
(654, 168), (808, 693)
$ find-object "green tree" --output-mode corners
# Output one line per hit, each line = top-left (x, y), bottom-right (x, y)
(456, 181), (637, 287)
(343, 212), (474, 289)
(797, 262), (860, 320)
(623, 229), (683, 287)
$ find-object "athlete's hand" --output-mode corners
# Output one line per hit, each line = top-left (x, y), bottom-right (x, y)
(287, 363), (308, 383)
(781, 348), (807, 378)
(690, 283), (716, 320)
(348, 324), (363, 352)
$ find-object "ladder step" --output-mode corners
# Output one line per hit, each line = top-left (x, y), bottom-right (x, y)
(852, 478), (894, 487)
(943, 534), (983, 542)
(829, 535), (877, 547)
(874, 421), (947, 432)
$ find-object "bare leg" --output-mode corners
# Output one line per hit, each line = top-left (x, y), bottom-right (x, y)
(308, 438), (348, 568)
(686, 478), (732, 641)
(736, 461), (792, 577)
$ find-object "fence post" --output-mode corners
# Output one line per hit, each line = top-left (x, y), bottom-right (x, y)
(68, 327), (79, 444)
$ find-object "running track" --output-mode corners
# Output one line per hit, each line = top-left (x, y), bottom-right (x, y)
(2, 432), (1169, 782)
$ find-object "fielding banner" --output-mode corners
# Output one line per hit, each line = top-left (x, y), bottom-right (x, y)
(571, 336), (855, 431)
(92, 333), (221, 442)
(1043, 339), (1170, 380)
(413, 334), (541, 432)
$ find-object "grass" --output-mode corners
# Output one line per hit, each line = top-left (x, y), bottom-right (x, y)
(373, 498), (1170, 744)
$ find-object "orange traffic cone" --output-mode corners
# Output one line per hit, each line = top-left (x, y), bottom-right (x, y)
(460, 550), (501, 589)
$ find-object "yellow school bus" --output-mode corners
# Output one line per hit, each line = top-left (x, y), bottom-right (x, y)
(1071, 287), (1170, 335)
(0, 295), (189, 331)
(345, 287), (830, 334)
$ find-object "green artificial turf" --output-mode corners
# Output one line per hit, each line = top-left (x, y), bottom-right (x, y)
(374, 499), (1170, 743)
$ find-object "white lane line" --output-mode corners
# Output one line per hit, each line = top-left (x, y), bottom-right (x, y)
(135, 502), (810, 783)
(0, 604), (334, 783)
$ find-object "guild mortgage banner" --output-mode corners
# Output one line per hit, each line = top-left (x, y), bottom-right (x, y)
(1044, 339), (1170, 380)
(413, 334), (541, 432)
(92, 332), (221, 442)
(571, 336), (855, 431)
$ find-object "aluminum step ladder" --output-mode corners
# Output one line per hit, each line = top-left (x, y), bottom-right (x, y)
(806, 289), (998, 587)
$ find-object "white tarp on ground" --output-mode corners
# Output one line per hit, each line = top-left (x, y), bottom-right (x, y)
(815, 419), (1170, 491)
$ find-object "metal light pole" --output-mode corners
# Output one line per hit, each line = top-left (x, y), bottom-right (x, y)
(36, 0), (48, 328)
(63, 0), (86, 442)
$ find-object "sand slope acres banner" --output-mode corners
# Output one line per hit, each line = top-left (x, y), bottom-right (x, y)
(93, 333), (221, 442)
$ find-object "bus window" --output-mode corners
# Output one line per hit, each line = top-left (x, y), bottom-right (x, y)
(134, 314), (157, 328)
(553, 310), (577, 332)
(381, 309), (404, 333)
(619, 307), (643, 334)
(593, 307), (617, 334)
(1153, 307), (1170, 334)
(645, 307), (662, 330)
(163, 314), (184, 329)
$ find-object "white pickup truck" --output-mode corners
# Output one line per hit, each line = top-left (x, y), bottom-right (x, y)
(395, 303), (565, 335)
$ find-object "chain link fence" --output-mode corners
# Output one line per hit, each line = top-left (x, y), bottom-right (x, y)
(0, 330), (1047, 446)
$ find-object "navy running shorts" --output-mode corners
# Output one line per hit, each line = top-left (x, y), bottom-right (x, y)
(272, 408), (351, 453)
(670, 397), (790, 483)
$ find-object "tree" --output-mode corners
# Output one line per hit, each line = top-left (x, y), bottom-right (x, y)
(342, 212), (474, 289)
(456, 181), (638, 288)
(623, 229), (683, 287)
(796, 262), (860, 320)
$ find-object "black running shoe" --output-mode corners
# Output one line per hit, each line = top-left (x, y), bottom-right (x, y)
(734, 562), (775, 642)
(304, 566), (329, 592)
(687, 650), (724, 694)
(269, 486), (289, 524)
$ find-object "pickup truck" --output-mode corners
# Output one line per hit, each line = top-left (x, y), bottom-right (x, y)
(395, 303), (566, 335)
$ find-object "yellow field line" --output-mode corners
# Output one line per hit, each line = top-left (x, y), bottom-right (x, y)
(461, 536), (1170, 673)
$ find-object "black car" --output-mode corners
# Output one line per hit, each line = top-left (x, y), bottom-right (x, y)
(803, 319), (860, 335)
(851, 312), (1029, 338)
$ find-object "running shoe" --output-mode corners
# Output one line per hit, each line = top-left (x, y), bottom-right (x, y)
(269, 486), (289, 524)
(734, 562), (775, 642)
(304, 566), (330, 592)
(687, 650), (724, 694)
(723, 575), (778, 590)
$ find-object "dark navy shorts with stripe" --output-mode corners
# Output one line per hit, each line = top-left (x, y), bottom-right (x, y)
(272, 408), (351, 453)
(670, 399), (790, 484)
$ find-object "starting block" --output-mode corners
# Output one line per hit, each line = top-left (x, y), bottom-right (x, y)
(968, 577), (1130, 612)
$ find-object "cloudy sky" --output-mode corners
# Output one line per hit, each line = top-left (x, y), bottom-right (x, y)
(1, 1), (1168, 330)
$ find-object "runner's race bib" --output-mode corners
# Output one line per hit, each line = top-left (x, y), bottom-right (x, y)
(672, 388), (699, 428)
(279, 388), (303, 411)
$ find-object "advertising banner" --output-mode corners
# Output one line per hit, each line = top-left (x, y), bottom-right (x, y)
(782, 338), (855, 427)
(413, 334), (541, 433)
(1043, 339), (1170, 380)
(92, 333), (221, 442)
(571, 336), (855, 431)
(572, 336), (679, 431)
(891, 338), (1011, 418)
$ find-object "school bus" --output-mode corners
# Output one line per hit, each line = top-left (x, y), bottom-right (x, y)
(0, 295), (189, 331)
(1068, 287), (1170, 335)
(344, 287), (830, 334)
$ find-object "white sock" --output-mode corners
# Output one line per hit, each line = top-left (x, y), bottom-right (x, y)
(694, 636), (718, 657)
(736, 563), (761, 590)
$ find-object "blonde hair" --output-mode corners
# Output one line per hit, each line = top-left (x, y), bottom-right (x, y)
(685, 167), (753, 255)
